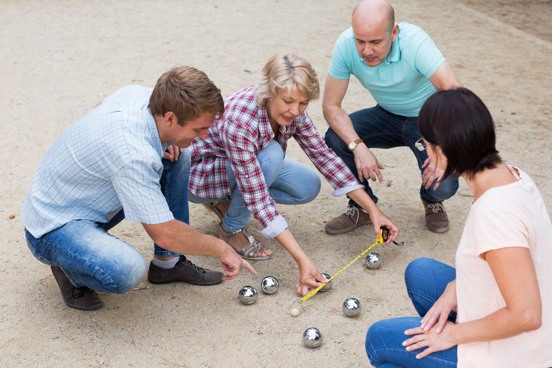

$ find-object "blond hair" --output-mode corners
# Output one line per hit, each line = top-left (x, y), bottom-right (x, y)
(149, 66), (224, 126)
(255, 54), (320, 107)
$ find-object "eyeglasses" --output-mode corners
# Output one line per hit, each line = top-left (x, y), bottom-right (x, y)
(414, 138), (427, 151)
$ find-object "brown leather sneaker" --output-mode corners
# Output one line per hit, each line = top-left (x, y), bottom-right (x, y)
(51, 266), (104, 311)
(148, 255), (224, 285)
(422, 200), (449, 233)
(325, 206), (371, 235)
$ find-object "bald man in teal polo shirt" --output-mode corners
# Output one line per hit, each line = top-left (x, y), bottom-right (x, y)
(323, 0), (461, 235)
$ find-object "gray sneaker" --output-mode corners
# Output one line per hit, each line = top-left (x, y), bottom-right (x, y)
(325, 206), (371, 235)
(148, 255), (224, 285)
(422, 200), (449, 233)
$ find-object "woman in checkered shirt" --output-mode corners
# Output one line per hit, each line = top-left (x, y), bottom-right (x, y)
(189, 54), (398, 296)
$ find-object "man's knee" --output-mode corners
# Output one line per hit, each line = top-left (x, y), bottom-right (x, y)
(102, 255), (147, 294)
(432, 177), (459, 201)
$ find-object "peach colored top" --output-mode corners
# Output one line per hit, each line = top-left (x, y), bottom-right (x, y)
(456, 166), (552, 368)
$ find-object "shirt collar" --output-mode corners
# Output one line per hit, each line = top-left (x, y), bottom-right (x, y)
(145, 107), (165, 157)
(257, 100), (276, 139)
(383, 36), (401, 65)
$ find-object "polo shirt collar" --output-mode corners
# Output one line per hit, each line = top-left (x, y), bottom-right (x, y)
(383, 37), (401, 65)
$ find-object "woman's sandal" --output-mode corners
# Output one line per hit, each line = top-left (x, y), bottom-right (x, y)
(217, 224), (272, 260)
(203, 201), (229, 221)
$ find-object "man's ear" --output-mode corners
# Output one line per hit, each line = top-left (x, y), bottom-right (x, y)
(164, 111), (177, 126)
(391, 24), (399, 42)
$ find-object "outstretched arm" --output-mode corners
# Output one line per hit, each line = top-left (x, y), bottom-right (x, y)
(143, 220), (256, 280)
(323, 75), (385, 183)
(274, 228), (326, 296)
(347, 188), (399, 243)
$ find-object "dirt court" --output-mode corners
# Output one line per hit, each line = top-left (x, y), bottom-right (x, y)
(1, 0), (551, 367)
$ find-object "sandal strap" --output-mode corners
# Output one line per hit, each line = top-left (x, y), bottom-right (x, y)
(240, 228), (267, 257)
(218, 225), (267, 257)
(242, 228), (261, 247)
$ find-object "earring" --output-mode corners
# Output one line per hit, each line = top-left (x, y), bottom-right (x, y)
(441, 160), (447, 166)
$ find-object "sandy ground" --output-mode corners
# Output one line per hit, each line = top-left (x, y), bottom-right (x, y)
(1, 1), (551, 367)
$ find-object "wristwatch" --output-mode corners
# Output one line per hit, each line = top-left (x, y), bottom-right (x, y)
(348, 138), (363, 151)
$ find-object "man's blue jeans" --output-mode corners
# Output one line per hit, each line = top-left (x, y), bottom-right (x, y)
(324, 105), (459, 205)
(365, 258), (458, 367)
(24, 150), (191, 294)
(189, 140), (321, 232)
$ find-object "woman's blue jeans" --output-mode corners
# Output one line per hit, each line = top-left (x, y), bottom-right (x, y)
(24, 151), (191, 294)
(189, 140), (321, 232)
(365, 258), (458, 367)
(324, 105), (459, 205)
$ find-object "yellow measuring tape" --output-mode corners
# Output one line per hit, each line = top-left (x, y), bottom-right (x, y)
(299, 230), (385, 303)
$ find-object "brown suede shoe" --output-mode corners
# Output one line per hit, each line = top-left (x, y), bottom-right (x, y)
(325, 206), (371, 235)
(422, 200), (449, 233)
(51, 266), (104, 311)
(148, 255), (224, 285)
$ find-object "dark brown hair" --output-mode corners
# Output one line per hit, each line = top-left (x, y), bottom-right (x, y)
(418, 87), (502, 180)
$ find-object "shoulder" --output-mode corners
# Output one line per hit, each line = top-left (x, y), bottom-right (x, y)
(224, 86), (259, 122)
(397, 23), (434, 48)
(104, 85), (152, 104)
(334, 27), (355, 49)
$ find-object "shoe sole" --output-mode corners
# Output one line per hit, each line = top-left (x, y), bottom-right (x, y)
(148, 277), (223, 286)
(427, 225), (449, 233)
(325, 222), (369, 235)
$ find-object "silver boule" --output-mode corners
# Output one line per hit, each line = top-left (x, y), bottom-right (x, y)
(364, 251), (383, 270)
(319, 272), (332, 292)
(342, 297), (362, 318)
(238, 285), (258, 305)
(261, 276), (279, 295)
(302, 327), (323, 348)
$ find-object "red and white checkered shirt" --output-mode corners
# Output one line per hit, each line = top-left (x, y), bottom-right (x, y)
(189, 85), (361, 237)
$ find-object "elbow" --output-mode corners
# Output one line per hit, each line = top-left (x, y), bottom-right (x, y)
(525, 315), (542, 331)
(518, 309), (542, 332)
(322, 103), (331, 121)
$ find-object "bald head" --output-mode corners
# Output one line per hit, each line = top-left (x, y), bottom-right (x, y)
(351, 0), (398, 67)
(353, 0), (395, 33)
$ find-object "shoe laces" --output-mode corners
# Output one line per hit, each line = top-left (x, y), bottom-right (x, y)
(426, 202), (446, 213)
(345, 206), (360, 218)
(180, 256), (207, 274)
(72, 286), (97, 299)
(344, 206), (363, 223)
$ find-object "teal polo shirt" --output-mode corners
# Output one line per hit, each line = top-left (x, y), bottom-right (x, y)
(329, 22), (445, 117)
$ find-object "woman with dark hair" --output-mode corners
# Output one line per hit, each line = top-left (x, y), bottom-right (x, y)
(188, 54), (399, 295)
(365, 87), (552, 367)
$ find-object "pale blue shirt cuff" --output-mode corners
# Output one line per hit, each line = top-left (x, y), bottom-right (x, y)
(260, 214), (288, 238)
(332, 183), (364, 197)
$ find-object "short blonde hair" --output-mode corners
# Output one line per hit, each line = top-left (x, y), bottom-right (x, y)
(149, 66), (224, 126)
(255, 54), (320, 107)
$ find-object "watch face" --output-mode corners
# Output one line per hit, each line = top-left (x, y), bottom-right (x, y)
(348, 142), (356, 150)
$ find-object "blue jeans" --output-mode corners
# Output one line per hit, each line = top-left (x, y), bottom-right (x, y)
(189, 140), (321, 232)
(24, 151), (191, 293)
(324, 105), (459, 205)
(365, 258), (458, 367)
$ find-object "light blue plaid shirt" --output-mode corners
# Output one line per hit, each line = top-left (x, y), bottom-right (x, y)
(22, 85), (174, 238)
